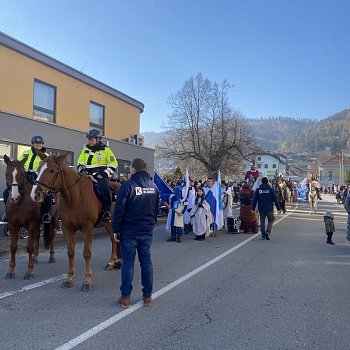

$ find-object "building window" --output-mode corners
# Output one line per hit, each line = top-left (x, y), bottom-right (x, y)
(16, 144), (74, 166)
(257, 157), (261, 161)
(0, 141), (13, 160)
(117, 159), (131, 178)
(33, 79), (56, 123)
(90, 101), (104, 135)
(264, 164), (268, 168)
(272, 164), (277, 168)
(46, 148), (74, 166)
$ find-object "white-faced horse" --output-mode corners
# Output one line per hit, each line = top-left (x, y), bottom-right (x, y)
(309, 185), (318, 214)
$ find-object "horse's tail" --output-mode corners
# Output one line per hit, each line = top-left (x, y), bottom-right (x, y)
(43, 223), (51, 249)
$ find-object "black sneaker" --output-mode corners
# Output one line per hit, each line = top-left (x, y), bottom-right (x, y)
(42, 213), (51, 224)
(265, 234), (270, 240)
(1, 213), (8, 222)
(167, 237), (176, 242)
(176, 235), (182, 243)
(261, 235), (266, 240)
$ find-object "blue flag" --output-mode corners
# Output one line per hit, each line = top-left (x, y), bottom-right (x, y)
(154, 171), (173, 204)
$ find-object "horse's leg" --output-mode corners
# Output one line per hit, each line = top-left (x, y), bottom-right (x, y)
(61, 228), (76, 289)
(24, 224), (38, 280)
(81, 225), (94, 292)
(49, 223), (56, 263)
(104, 224), (119, 271)
(33, 224), (40, 264)
(6, 223), (19, 279)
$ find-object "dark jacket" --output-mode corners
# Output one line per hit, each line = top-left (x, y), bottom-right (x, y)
(112, 171), (159, 233)
(252, 183), (280, 213)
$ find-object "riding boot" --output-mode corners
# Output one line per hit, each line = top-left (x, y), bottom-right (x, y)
(41, 195), (52, 223)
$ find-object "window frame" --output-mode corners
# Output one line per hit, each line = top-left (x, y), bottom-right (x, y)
(33, 79), (57, 123)
(89, 101), (105, 135)
(0, 140), (13, 160)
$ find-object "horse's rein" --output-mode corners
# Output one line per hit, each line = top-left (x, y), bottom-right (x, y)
(35, 162), (83, 193)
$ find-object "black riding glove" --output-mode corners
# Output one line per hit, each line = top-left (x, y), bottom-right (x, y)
(77, 165), (87, 174)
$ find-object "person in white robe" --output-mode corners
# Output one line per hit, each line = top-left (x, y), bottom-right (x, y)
(165, 186), (185, 242)
(183, 180), (196, 234)
(203, 178), (214, 225)
(221, 181), (233, 230)
(191, 187), (211, 241)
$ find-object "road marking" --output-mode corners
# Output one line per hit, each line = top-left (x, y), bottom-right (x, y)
(0, 274), (66, 300)
(55, 205), (298, 350)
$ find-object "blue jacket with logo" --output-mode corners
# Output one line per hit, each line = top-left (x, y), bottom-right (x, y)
(112, 171), (159, 233)
(252, 183), (280, 213)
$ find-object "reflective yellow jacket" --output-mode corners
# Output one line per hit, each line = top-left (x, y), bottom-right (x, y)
(18, 148), (49, 172)
(77, 143), (118, 177)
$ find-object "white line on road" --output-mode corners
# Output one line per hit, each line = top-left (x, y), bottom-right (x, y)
(55, 204), (298, 350)
(0, 274), (66, 300)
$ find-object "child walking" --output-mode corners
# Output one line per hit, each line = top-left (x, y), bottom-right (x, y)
(323, 210), (335, 245)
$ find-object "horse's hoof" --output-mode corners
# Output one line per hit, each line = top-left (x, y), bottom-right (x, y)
(49, 257), (56, 263)
(6, 272), (15, 279)
(105, 263), (114, 271)
(61, 280), (73, 288)
(24, 273), (34, 280)
(114, 261), (122, 270)
(81, 283), (92, 292)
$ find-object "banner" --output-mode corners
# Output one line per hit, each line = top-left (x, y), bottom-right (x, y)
(205, 170), (224, 230)
(154, 171), (173, 204)
(298, 177), (307, 200)
(182, 167), (189, 201)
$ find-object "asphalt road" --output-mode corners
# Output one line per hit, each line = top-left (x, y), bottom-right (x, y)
(0, 195), (349, 350)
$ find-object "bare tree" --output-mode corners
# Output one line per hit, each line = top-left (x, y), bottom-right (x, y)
(160, 73), (259, 178)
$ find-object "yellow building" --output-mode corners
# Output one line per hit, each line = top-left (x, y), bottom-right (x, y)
(0, 31), (143, 140)
(0, 31), (154, 178)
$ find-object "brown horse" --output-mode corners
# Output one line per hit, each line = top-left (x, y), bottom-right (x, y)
(31, 153), (121, 292)
(3, 155), (58, 280)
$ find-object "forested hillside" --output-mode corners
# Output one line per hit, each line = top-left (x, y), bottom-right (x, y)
(143, 109), (350, 155)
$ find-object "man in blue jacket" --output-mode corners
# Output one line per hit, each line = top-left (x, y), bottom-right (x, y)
(252, 177), (281, 240)
(112, 158), (159, 308)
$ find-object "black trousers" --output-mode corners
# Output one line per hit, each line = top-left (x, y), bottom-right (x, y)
(97, 177), (111, 211)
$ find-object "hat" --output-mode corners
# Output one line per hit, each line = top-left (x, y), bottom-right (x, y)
(324, 210), (334, 218)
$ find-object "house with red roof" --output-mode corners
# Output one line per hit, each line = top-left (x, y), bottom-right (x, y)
(319, 155), (350, 185)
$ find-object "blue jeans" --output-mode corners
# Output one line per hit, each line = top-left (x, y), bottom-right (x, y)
(120, 231), (153, 298)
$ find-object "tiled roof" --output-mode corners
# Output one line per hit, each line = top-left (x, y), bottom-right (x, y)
(322, 155), (350, 166)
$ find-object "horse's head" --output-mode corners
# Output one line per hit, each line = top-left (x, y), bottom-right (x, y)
(4, 154), (28, 203)
(30, 152), (68, 202)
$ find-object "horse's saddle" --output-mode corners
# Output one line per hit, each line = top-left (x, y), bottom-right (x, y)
(92, 182), (104, 203)
(89, 176), (115, 203)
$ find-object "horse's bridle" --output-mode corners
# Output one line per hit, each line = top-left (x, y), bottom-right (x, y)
(6, 167), (26, 194)
(35, 162), (83, 193)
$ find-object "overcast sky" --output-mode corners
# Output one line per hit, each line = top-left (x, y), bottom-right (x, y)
(1, 0), (349, 132)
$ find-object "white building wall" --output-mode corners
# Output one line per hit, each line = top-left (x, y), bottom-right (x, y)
(255, 155), (286, 177)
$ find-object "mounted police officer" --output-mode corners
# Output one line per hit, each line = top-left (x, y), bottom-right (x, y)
(2, 135), (52, 223)
(77, 129), (118, 223)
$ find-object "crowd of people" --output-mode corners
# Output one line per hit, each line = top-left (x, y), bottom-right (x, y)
(161, 165), (298, 242)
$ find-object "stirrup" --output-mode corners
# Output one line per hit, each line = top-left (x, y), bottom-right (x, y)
(42, 214), (51, 224)
(102, 211), (112, 222)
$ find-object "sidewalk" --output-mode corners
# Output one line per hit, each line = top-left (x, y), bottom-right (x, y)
(0, 216), (168, 257)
